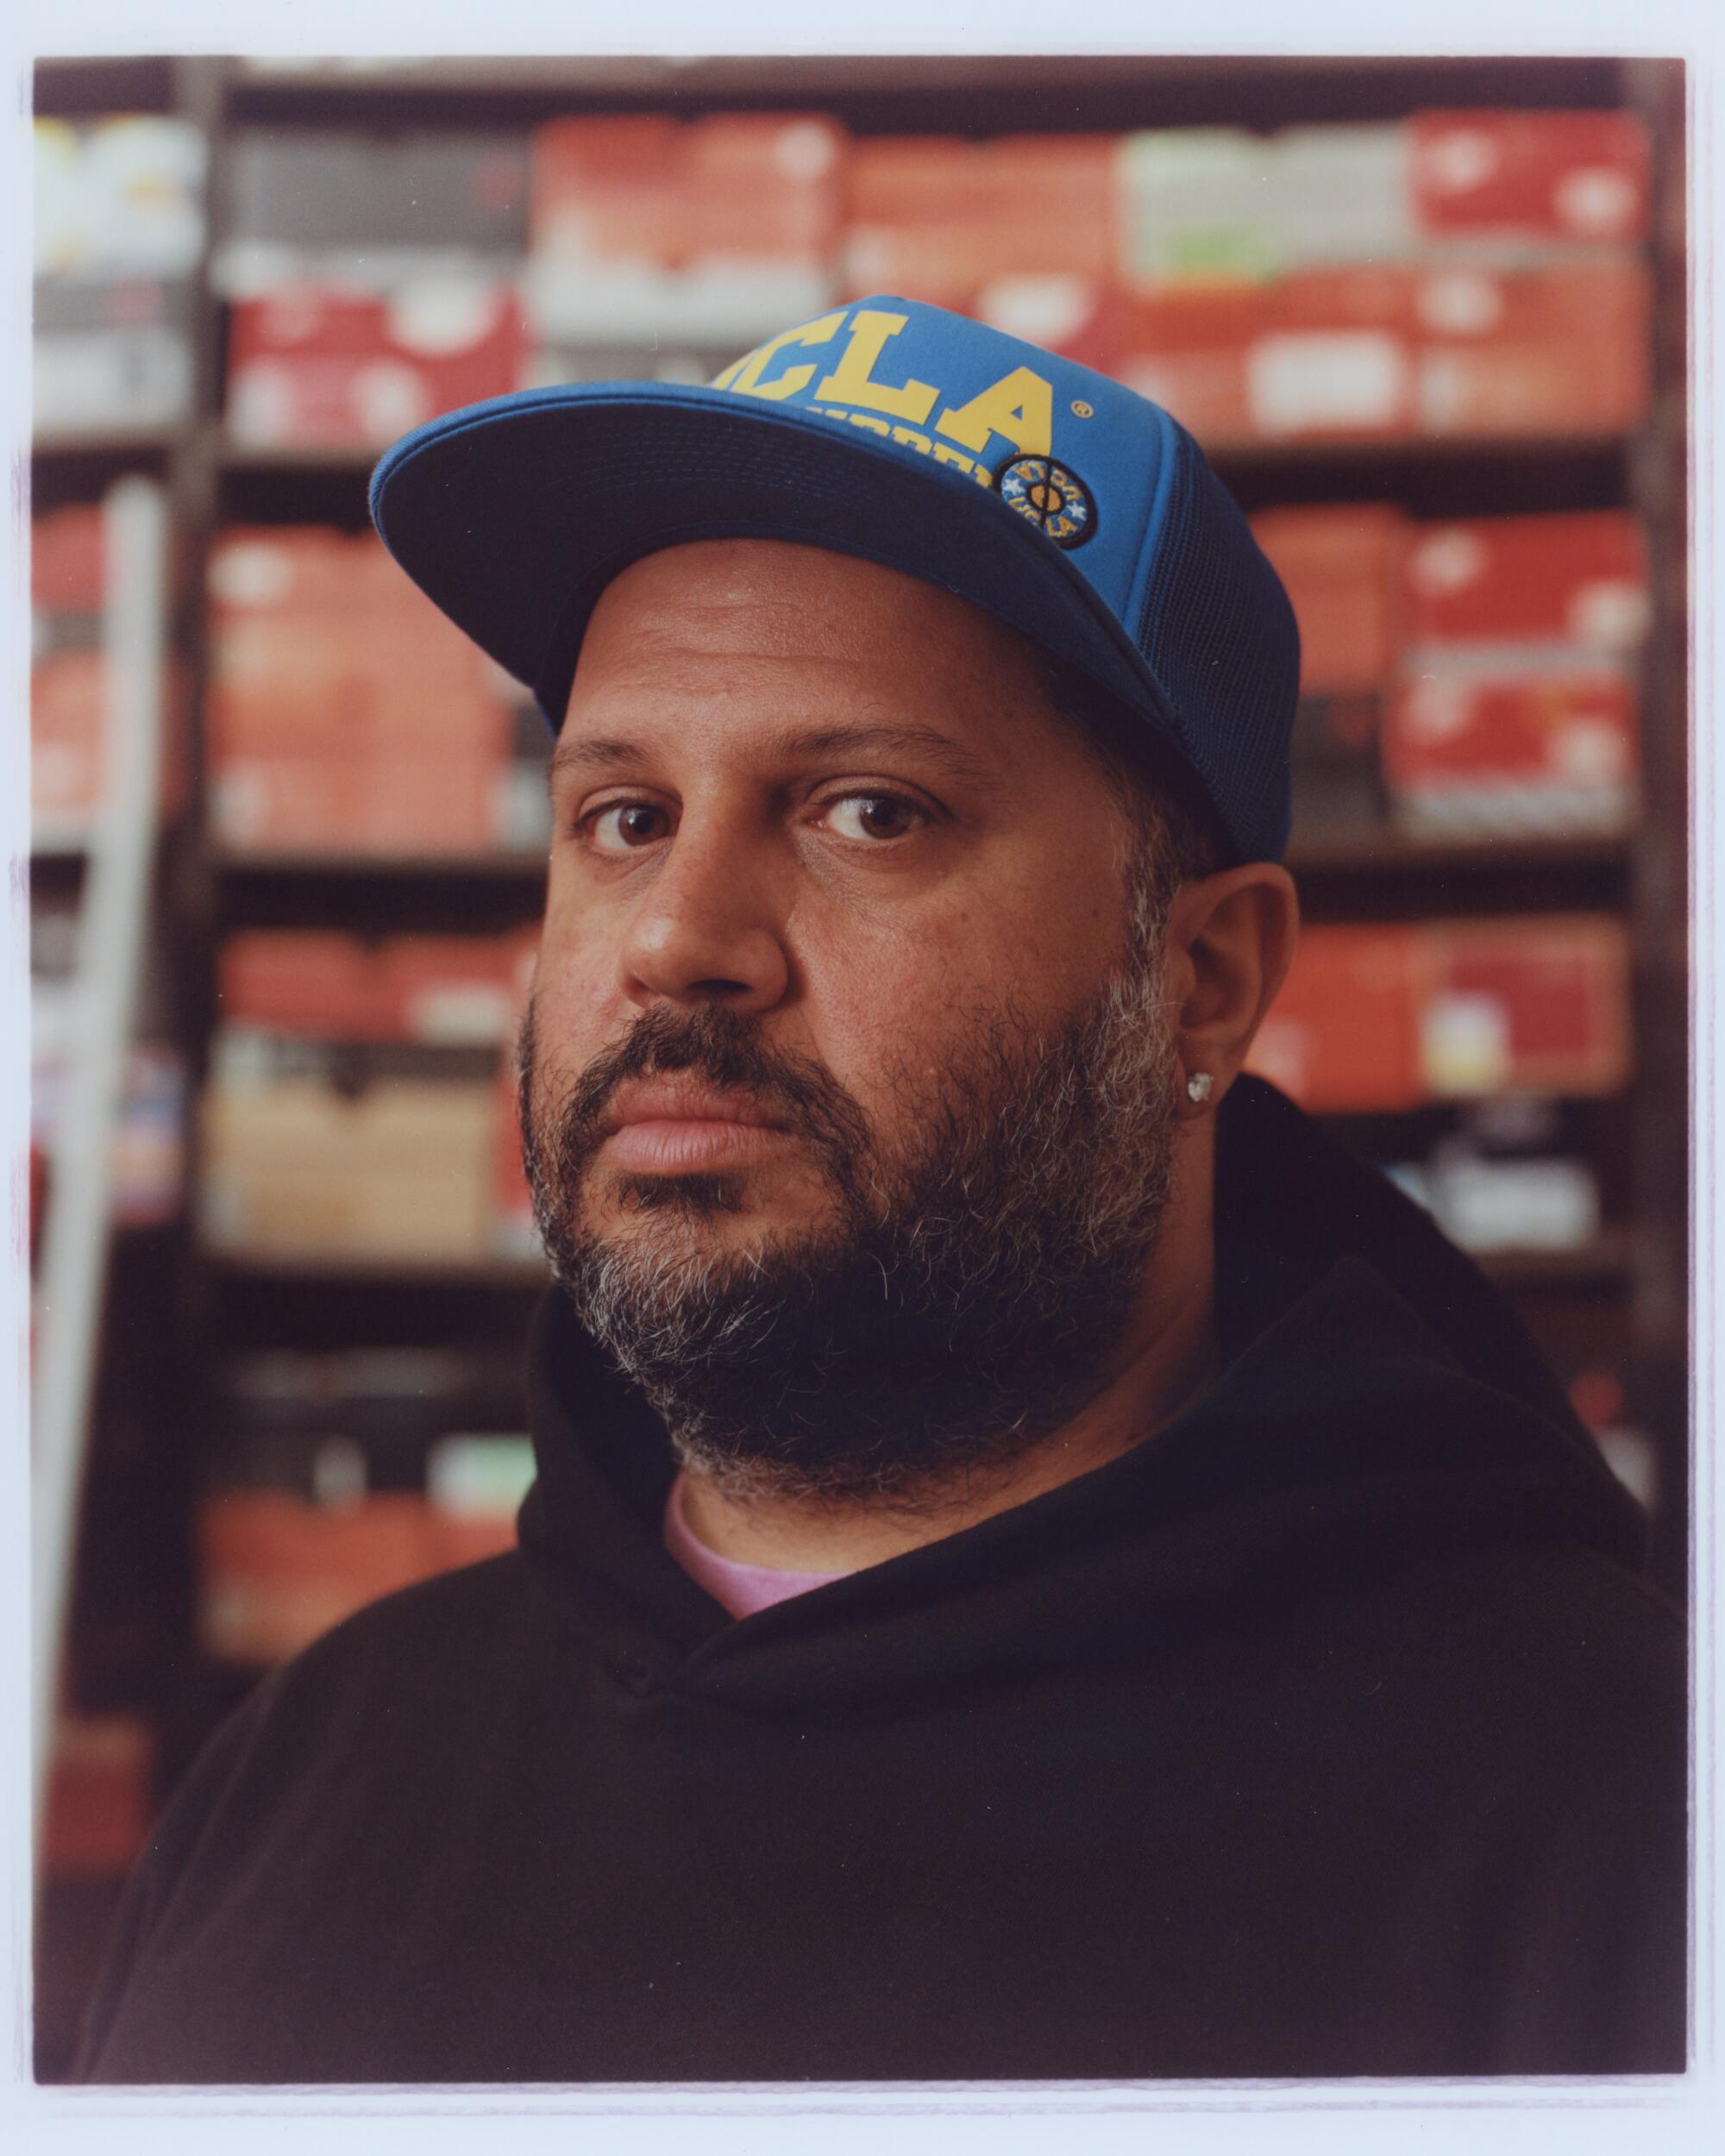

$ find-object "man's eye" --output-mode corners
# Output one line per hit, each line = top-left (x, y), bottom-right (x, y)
(820, 793), (925, 843)
(585, 802), (671, 853)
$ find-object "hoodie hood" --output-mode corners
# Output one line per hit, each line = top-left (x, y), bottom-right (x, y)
(516, 1076), (1643, 1713)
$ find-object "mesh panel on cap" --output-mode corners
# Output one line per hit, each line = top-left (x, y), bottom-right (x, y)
(1134, 429), (1300, 863)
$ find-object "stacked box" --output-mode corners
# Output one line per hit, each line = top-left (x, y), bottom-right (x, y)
(198, 1489), (445, 1664)
(1412, 260), (1650, 436)
(1073, 258), (1648, 446)
(529, 113), (844, 343)
(1250, 914), (1631, 1111)
(220, 129), (530, 289)
(219, 930), (536, 1046)
(227, 279), (528, 449)
(34, 116), (206, 281)
(491, 937), (541, 1260)
(841, 135), (1117, 312)
(1116, 129), (1283, 285)
(198, 1429), (534, 1665)
(1247, 927), (1427, 1112)
(200, 1071), (499, 1262)
(34, 118), (204, 436)
(1408, 110), (1650, 246)
(1090, 270), (1416, 444)
(1421, 915), (1631, 1098)
(33, 504), (105, 744)
(207, 528), (515, 854)
(1115, 111), (1647, 293)
(212, 929), (542, 1258)
(1385, 671), (1639, 836)
(1252, 505), (1409, 832)
(34, 275), (198, 436)
(1388, 511), (1649, 834)
(1251, 505), (1408, 695)
(1404, 512), (1650, 650)
(42, 1717), (156, 1877)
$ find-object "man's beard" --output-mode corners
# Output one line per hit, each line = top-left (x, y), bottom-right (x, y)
(518, 862), (1182, 1508)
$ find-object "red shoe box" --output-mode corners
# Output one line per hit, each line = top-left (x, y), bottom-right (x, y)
(227, 279), (527, 449)
(491, 937), (540, 1258)
(210, 749), (511, 855)
(207, 527), (514, 852)
(1404, 511), (1650, 650)
(1384, 667), (1639, 832)
(1080, 280), (1266, 443)
(1251, 505), (1408, 695)
(1095, 270), (1415, 445)
(198, 1490), (443, 1664)
(42, 1716), (155, 1877)
(1250, 268), (1418, 441)
(1421, 916), (1630, 1098)
(841, 135), (1118, 304)
(33, 504), (105, 613)
(1410, 110), (1651, 244)
(31, 650), (107, 824)
(685, 113), (846, 271)
(1247, 926), (1426, 1112)
(1251, 914), (1631, 1110)
(220, 930), (533, 1044)
(530, 115), (685, 270)
(529, 114), (844, 338)
(210, 524), (430, 623)
(198, 1482), (528, 1665)
(1412, 260), (1651, 436)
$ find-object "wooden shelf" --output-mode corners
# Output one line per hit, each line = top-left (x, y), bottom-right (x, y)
(203, 1233), (1630, 1298)
(31, 825), (92, 860)
(1286, 827), (1634, 877)
(210, 830), (1628, 885)
(214, 847), (547, 881)
(34, 427), (179, 462)
(220, 441), (380, 476)
(210, 1250), (549, 1292)
(211, 428), (1635, 479)
(219, 53), (1634, 132)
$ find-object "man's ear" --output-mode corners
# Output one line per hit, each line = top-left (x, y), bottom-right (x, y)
(1163, 863), (1300, 1110)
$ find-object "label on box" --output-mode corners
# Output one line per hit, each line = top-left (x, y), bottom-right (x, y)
(1247, 331), (1408, 437)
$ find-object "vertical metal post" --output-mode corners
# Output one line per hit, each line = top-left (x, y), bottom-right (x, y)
(30, 476), (168, 1829)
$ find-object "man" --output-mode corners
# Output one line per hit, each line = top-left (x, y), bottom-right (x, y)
(78, 298), (1684, 2083)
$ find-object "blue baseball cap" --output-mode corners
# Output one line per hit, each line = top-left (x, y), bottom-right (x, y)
(369, 295), (1301, 865)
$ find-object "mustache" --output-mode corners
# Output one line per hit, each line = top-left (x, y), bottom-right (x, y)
(519, 1000), (875, 1177)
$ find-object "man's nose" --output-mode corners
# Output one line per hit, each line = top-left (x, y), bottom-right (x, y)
(616, 818), (791, 1015)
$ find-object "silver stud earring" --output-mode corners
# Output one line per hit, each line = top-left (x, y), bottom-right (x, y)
(1185, 1072), (1213, 1105)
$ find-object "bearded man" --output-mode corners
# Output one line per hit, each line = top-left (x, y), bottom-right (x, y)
(78, 298), (1684, 2085)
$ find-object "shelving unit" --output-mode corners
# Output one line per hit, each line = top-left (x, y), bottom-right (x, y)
(29, 50), (1689, 2081)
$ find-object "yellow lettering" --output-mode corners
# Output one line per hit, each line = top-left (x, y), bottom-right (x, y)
(936, 367), (1054, 458)
(723, 311), (846, 402)
(932, 443), (976, 475)
(890, 425), (932, 454)
(814, 310), (939, 423)
(847, 412), (891, 436)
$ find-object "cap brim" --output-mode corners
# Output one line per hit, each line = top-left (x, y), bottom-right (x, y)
(368, 380), (1185, 762)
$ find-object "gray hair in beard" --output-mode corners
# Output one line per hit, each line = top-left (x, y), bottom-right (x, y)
(517, 832), (1182, 1511)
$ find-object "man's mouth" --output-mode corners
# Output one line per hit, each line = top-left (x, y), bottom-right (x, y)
(600, 1078), (794, 1175)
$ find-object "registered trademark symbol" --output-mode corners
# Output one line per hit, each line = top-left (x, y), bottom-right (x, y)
(1070, 400), (1095, 418)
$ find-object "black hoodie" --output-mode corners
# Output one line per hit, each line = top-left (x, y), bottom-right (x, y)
(75, 1078), (1686, 2084)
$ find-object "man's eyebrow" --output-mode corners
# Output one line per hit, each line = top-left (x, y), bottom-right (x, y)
(547, 736), (643, 787)
(548, 724), (1000, 791)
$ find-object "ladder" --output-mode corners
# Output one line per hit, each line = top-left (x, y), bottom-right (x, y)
(29, 475), (169, 1833)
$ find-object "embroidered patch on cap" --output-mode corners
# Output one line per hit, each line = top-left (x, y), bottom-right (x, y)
(995, 455), (1096, 548)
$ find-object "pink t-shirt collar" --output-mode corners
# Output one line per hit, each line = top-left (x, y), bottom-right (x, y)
(662, 1471), (851, 1620)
